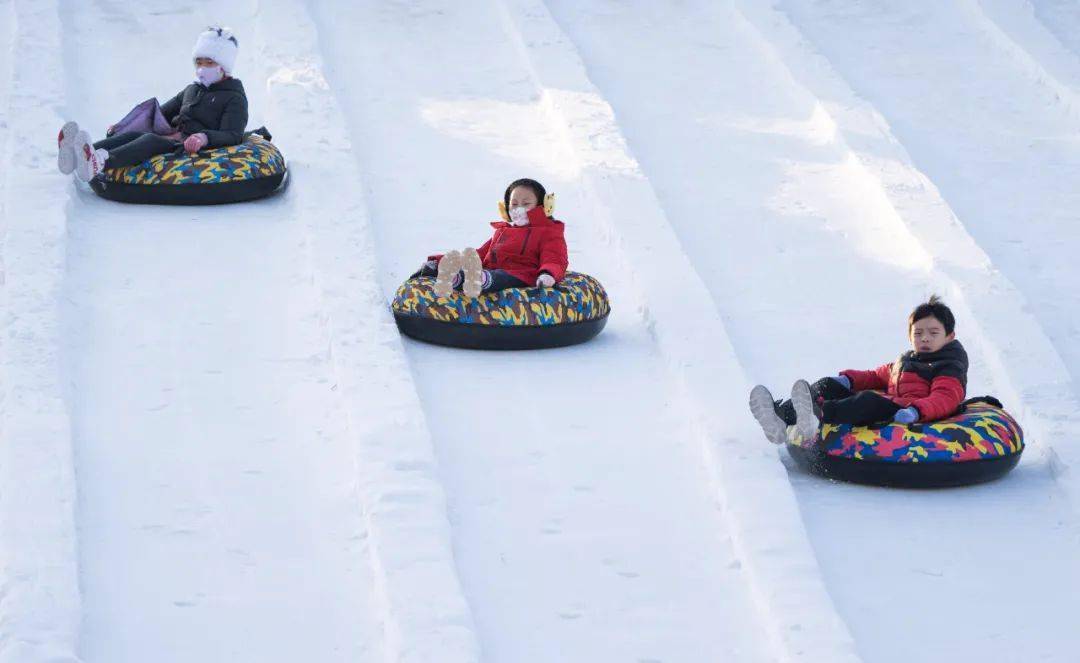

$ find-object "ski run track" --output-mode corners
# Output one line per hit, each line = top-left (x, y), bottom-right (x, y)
(2, 1), (1079, 662)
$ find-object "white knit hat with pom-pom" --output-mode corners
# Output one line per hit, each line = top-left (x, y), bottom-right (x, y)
(192, 26), (239, 74)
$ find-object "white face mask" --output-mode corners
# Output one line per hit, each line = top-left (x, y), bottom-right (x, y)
(195, 65), (224, 87)
(508, 206), (530, 226)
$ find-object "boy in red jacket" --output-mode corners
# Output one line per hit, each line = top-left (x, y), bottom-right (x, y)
(414, 178), (569, 298)
(749, 296), (969, 445)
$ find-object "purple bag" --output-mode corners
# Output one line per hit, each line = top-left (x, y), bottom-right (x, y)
(108, 98), (173, 136)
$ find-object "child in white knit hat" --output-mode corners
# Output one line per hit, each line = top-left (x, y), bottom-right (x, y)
(58, 26), (248, 181)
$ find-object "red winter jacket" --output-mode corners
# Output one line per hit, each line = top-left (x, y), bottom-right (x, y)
(431, 206), (569, 285)
(840, 340), (969, 422)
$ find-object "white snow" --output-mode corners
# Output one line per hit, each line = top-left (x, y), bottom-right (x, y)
(2, 0), (1079, 662)
(2, 2), (81, 662)
(58, 3), (385, 662)
(543, 3), (1080, 661)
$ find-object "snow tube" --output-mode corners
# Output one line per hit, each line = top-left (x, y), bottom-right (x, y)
(88, 133), (286, 205)
(391, 271), (609, 350)
(785, 400), (1024, 488)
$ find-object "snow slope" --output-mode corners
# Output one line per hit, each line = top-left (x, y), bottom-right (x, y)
(248, 3), (479, 660)
(308, 1), (828, 660)
(1032, 0), (1080, 60)
(545, 1), (1080, 661)
(57, 2), (389, 661)
(774, 0), (1080, 407)
(1, 2), (81, 662)
(2, 1), (1080, 662)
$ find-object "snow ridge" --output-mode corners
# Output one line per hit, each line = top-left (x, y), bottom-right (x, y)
(962, 0), (1080, 122)
(739, 0), (1080, 510)
(253, 2), (481, 661)
(497, 1), (862, 661)
(0, 2), (83, 662)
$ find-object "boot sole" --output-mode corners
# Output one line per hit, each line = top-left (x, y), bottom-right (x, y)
(461, 247), (483, 298)
(433, 250), (462, 299)
(73, 131), (96, 183)
(791, 379), (820, 443)
(749, 385), (788, 445)
(58, 121), (79, 174)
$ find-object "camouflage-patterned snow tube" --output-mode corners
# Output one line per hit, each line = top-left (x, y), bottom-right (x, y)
(785, 400), (1024, 487)
(391, 271), (610, 350)
(89, 133), (287, 205)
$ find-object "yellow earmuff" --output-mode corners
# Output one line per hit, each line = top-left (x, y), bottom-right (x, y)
(499, 192), (555, 220)
(543, 192), (556, 216)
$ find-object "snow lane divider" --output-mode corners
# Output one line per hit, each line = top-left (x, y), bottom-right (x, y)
(252, 2), (481, 662)
(737, 0), (1080, 514)
(0, 2), (83, 663)
(495, 1), (863, 661)
(962, 0), (1080, 125)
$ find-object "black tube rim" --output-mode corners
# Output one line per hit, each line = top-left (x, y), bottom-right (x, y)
(785, 444), (1023, 488)
(89, 169), (287, 206)
(393, 310), (609, 350)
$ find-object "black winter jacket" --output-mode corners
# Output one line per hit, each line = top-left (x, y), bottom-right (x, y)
(161, 78), (248, 148)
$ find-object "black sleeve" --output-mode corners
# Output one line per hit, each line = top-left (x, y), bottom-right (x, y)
(160, 88), (185, 124)
(201, 94), (248, 147)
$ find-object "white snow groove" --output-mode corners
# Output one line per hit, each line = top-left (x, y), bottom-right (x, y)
(962, 0), (1080, 123)
(59, 4), (385, 660)
(535, 2), (1080, 660)
(0, 1), (83, 662)
(495, 2), (862, 661)
(1029, 0), (1080, 58)
(309, 4), (780, 660)
(735, 0), (1080, 512)
(252, 2), (481, 662)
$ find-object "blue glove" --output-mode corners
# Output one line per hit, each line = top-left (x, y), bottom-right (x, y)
(893, 406), (919, 424)
(830, 375), (852, 390)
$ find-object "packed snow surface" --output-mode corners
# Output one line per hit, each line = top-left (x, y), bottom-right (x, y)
(1, 1), (1078, 662)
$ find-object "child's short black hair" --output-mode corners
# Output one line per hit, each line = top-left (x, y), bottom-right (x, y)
(504, 178), (547, 213)
(908, 295), (956, 335)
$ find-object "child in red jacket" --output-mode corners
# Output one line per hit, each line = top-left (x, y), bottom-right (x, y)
(414, 178), (569, 298)
(749, 296), (969, 445)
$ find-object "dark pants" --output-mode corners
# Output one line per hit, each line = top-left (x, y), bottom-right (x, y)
(415, 263), (527, 294)
(94, 131), (180, 169)
(776, 377), (901, 427)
